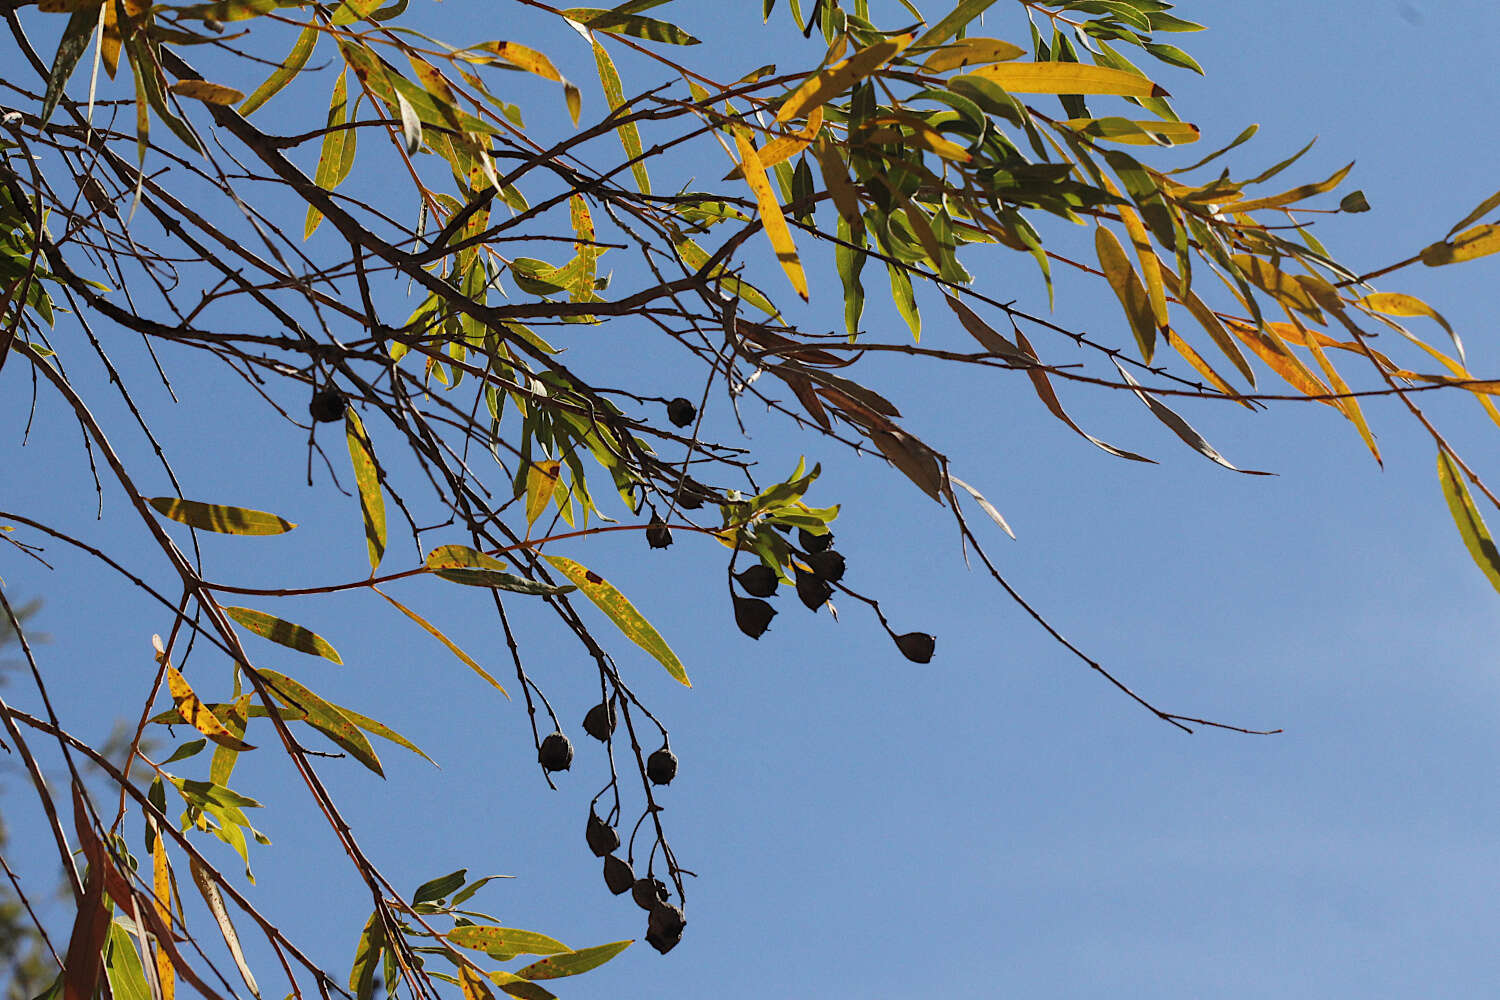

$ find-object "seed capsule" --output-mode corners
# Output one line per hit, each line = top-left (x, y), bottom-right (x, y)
(646, 902), (686, 954)
(666, 397), (696, 428)
(646, 514), (673, 549)
(894, 631), (936, 664)
(538, 731), (573, 772)
(586, 812), (620, 857)
(735, 564), (779, 597)
(582, 701), (616, 741)
(603, 855), (635, 895)
(804, 549), (845, 583)
(631, 876), (668, 911)
(646, 747), (678, 786)
(798, 527), (833, 553)
(309, 388), (346, 423)
(673, 479), (708, 510)
(732, 596), (776, 639)
(796, 570), (832, 611)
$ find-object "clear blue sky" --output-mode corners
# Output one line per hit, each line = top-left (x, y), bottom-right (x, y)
(5, 2), (1500, 997)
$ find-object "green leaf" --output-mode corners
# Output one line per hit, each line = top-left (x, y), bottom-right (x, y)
(240, 24), (318, 115)
(412, 869), (467, 904)
(432, 566), (577, 596)
(163, 738), (208, 764)
(104, 923), (152, 1000)
(305, 72), (350, 238)
(40, 7), (96, 126)
(591, 41), (650, 194)
(513, 940), (633, 980)
(257, 669), (384, 777)
(543, 555), (690, 686)
(345, 409), (386, 571)
(448, 926), (569, 959)
(332, 703), (436, 765)
(914, 0), (1002, 47)
(349, 912), (385, 1000)
(226, 606), (343, 663)
(1437, 448), (1500, 594)
(563, 8), (700, 44)
(149, 498), (295, 535)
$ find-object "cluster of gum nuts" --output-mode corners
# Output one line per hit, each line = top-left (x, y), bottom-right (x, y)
(535, 701), (685, 954)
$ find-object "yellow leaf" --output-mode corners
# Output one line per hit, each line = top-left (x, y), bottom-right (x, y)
(543, 555), (690, 686)
(150, 838), (174, 1000)
(1438, 448), (1500, 594)
(1422, 223), (1500, 266)
(1358, 292), (1455, 342)
(1064, 118), (1200, 145)
(811, 134), (860, 222)
(525, 460), (562, 529)
(777, 33), (914, 122)
(970, 62), (1167, 97)
(725, 106), (823, 177)
(1230, 162), (1353, 213)
(167, 79), (245, 105)
(148, 498), (295, 535)
(733, 127), (808, 301)
(225, 606), (342, 663)
(373, 586), (506, 697)
(167, 666), (254, 751)
(922, 37), (1026, 72)
(1094, 226), (1158, 362)
(345, 409), (386, 572)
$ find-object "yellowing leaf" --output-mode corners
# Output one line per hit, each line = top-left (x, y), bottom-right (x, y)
(225, 606), (342, 663)
(257, 669), (383, 776)
(240, 23), (317, 115)
(734, 127), (807, 301)
(777, 33), (914, 123)
(514, 941), (633, 981)
(970, 62), (1167, 97)
(525, 460), (562, 529)
(1094, 226), (1158, 362)
(345, 409), (386, 571)
(150, 838), (175, 1000)
(447, 925), (569, 958)
(149, 498), (295, 535)
(425, 544), (507, 571)
(1437, 448), (1500, 595)
(167, 666), (254, 751)
(167, 79), (245, 105)
(724, 106), (823, 178)
(1065, 117), (1200, 145)
(1422, 223), (1500, 266)
(543, 555), (689, 686)
(373, 586), (506, 698)
(591, 40), (650, 194)
(1230, 162), (1353, 213)
(922, 37), (1025, 72)
(189, 858), (260, 999)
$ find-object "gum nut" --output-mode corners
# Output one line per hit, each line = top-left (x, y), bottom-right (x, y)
(735, 564), (779, 597)
(646, 514), (673, 549)
(632, 876), (668, 911)
(582, 701), (616, 741)
(586, 812), (620, 857)
(894, 631), (936, 664)
(667, 397), (696, 428)
(797, 527), (833, 553)
(646, 747), (678, 786)
(804, 549), (845, 583)
(732, 596), (776, 639)
(538, 731), (573, 772)
(309, 388), (346, 423)
(603, 855), (635, 895)
(796, 570), (832, 611)
(646, 902), (686, 954)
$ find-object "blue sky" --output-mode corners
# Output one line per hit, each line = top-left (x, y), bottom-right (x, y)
(5, 1), (1500, 997)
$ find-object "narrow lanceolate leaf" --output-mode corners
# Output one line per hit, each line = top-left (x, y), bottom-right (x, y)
(345, 409), (386, 572)
(525, 460), (562, 529)
(514, 941), (633, 980)
(1065, 118), (1200, 145)
(734, 128), (808, 301)
(149, 498), (295, 534)
(447, 926), (569, 959)
(225, 606), (342, 663)
(543, 555), (690, 686)
(949, 475), (1015, 539)
(305, 71), (350, 238)
(332, 704), (436, 765)
(190, 858), (260, 999)
(395, 90), (421, 153)
(776, 33), (913, 122)
(348, 912), (384, 1000)
(431, 565), (576, 596)
(1359, 291), (1462, 362)
(1437, 448), (1500, 594)
(1111, 361), (1269, 474)
(1230, 162), (1353, 213)
(1095, 226), (1158, 363)
(1421, 223), (1500, 267)
(167, 667), (255, 750)
(591, 40), (650, 193)
(562, 8), (700, 44)
(257, 669), (384, 776)
(41, 7), (97, 125)
(868, 428), (944, 503)
(922, 37), (1025, 72)
(240, 23), (317, 115)
(970, 62), (1167, 97)
(1012, 329), (1153, 462)
(914, 0), (1002, 47)
(150, 836), (176, 1000)
(167, 80), (245, 105)
(103, 921), (151, 1000)
(373, 585), (509, 697)
(61, 825), (109, 1000)
(425, 544), (507, 572)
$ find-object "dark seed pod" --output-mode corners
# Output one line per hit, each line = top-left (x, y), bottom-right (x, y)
(646, 514), (673, 549)
(894, 631), (936, 664)
(646, 902), (686, 955)
(732, 596), (776, 639)
(308, 388), (346, 424)
(735, 564), (779, 598)
(631, 876), (668, 911)
(582, 701), (616, 741)
(666, 397), (696, 428)
(586, 812), (620, 857)
(673, 479), (707, 510)
(804, 549), (845, 583)
(798, 527), (833, 553)
(538, 731), (573, 772)
(646, 747), (678, 786)
(603, 855), (635, 895)
(796, 570), (832, 611)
